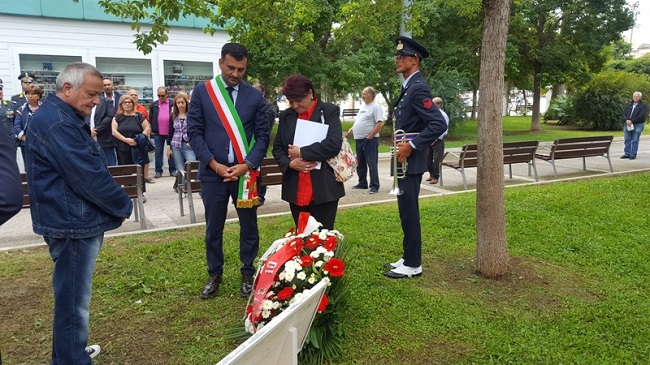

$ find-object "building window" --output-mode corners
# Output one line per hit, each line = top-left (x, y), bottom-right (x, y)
(19, 54), (83, 97)
(96, 57), (154, 108)
(163, 60), (213, 98)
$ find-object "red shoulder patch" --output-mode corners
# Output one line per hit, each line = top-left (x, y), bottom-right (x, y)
(422, 98), (433, 109)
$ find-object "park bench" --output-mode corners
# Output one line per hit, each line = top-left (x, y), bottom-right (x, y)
(20, 173), (29, 208)
(182, 157), (283, 224)
(341, 108), (359, 120)
(108, 165), (147, 229)
(20, 166), (146, 229)
(440, 140), (539, 190)
(534, 135), (614, 178)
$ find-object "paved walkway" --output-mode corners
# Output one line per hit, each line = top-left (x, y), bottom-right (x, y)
(2, 136), (649, 251)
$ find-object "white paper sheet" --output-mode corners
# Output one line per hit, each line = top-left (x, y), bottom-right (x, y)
(293, 118), (329, 169)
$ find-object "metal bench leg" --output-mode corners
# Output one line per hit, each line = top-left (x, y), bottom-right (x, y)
(138, 196), (147, 230)
(187, 180), (197, 224)
(531, 160), (538, 182)
(551, 160), (557, 178)
(133, 198), (139, 222)
(582, 157), (587, 171)
(606, 153), (613, 173)
(461, 168), (468, 190)
(508, 164), (513, 179)
(439, 167), (444, 186)
(176, 174), (185, 216)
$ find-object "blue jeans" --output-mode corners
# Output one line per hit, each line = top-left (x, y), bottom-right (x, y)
(355, 137), (380, 190)
(623, 123), (644, 157)
(45, 234), (103, 365)
(153, 134), (177, 175)
(101, 147), (117, 167)
(171, 143), (196, 184)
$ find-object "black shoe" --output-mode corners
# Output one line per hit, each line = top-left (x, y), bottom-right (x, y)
(240, 275), (254, 298)
(352, 184), (368, 189)
(200, 275), (222, 299)
(630, 156), (636, 160)
(621, 155), (630, 159)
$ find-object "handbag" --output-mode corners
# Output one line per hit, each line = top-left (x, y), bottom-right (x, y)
(327, 132), (357, 183)
(146, 137), (156, 152)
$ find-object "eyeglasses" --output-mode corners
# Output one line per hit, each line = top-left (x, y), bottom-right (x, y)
(158, 94), (167, 98)
(122, 101), (134, 104)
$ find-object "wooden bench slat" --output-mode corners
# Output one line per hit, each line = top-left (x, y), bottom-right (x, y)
(534, 135), (613, 178)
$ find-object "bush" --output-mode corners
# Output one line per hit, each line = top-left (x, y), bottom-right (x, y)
(426, 69), (471, 131)
(544, 94), (575, 125)
(572, 70), (650, 130)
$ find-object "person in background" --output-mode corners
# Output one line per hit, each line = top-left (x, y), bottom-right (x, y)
(127, 89), (153, 183)
(272, 74), (345, 230)
(150, 86), (177, 178)
(621, 91), (647, 160)
(92, 78), (121, 166)
(12, 71), (36, 107)
(384, 36), (447, 279)
(0, 105), (21, 226)
(25, 62), (133, 364)
(426, 97), (449, 184)
(0, 79), (18, 147)
(14, 84), (43, 170)
(348, 86), (384, 194)
(253, 82), (277, 205)
(187, 42), (270, 300)
(167, 92), (195, 191)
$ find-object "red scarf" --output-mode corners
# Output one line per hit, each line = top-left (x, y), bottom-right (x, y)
(295, 99), (319, 206)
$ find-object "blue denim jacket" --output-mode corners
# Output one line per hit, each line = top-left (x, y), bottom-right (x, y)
(25, 94), (133, 239)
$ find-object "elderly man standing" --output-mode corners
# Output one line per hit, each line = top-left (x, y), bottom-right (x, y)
(348, 86), (384, 194)
(621, 91), (648, 160)
(150, 86), (177, 178)
(25, 62), (133, 364)
(426, 97), (449, 184)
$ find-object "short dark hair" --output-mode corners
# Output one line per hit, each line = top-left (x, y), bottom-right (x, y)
(282, 74), (317, 101)
(221, 43), (249, 61)
(25, 84), (43, 97)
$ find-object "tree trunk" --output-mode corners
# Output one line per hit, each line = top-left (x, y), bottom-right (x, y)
(551, 84), (565, 100)
(475, 0), (511, 278)
(471, 88), (478, 119)
(530, 66), (542, 131)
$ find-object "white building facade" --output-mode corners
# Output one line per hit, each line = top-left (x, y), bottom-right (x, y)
(0, 2), (228, 107)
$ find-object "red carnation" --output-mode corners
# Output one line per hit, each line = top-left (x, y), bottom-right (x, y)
(306, 236), (320, 249)
(324, 258), (345, 277)
(317, 294), (329, 312)
(299, 255), (313, 267)
(323, 236), (337, 251)
(277, 287), (295, 300)
(289, 237), (303, 254)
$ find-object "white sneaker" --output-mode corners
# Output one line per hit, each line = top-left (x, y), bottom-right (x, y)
(86, 344), (101, 359)
(384, 264), (422, 278)
(389, 258), (404, 268)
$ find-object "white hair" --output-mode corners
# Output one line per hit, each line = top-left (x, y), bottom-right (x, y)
(56, 62), (103, 92)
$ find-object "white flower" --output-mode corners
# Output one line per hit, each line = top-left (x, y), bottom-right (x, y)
(319, 231), (328, 240)
(290, 292), (305, 304)
(315, 260), (324, 268)
(297, 271), (307, 280)
(245, 317), (254, 334)
(273, 301), (282, 309)
(284, 270), (295, 281)
(262, 310), (271, 319)
(324, 250), (334, 258)
(308, 275), (317, 284)
(257, 322), (265, 331)
(278, 272), (286, 281)
(310, 250), (320, 258)
(261, 299), (274, 311)
(315, 246), (328, 255)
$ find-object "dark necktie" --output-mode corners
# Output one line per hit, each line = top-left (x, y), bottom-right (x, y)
(226, 86), (234, 102)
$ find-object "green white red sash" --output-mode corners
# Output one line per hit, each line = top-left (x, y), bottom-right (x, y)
(205, 76), (260, 208)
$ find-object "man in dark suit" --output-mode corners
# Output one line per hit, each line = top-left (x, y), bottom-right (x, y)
(93, 78), (121, 166)
(12, 71), (36, 108)
(149, 86), (176, 178)
(621, 91), (647, 160)
(385, 36), (448, 279)
(187, 43), (270, 299)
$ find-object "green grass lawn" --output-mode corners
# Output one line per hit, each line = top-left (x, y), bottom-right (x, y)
(2, 172), (649, 364)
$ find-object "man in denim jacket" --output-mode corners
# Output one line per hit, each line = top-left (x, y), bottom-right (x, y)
(25, 62), (133, 364)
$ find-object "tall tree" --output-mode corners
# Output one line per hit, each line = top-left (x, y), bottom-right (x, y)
(475, 0), (511, 278)
(509, 0), (634, 130)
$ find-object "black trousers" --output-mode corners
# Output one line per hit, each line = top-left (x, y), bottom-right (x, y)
(289, 200), (339, 231)
(397, 173), (422, 267)
(427, 139), (445, 178)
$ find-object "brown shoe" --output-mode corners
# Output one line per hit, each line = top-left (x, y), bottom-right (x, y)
(240, 275), (254, 298)
(200, 275), (222, 299)
(429, 178), (438, 184)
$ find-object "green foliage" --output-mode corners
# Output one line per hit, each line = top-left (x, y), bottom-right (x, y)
(544, 94), (575, 124)
(606, 54), (650, 76)
(425, 69), (471, 131)
(572, 70), (650, 130)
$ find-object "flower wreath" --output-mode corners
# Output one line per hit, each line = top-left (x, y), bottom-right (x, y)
(243, 212), (347, 364)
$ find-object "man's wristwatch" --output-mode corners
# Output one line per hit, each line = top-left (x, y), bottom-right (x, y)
(244, 160), (255, 170)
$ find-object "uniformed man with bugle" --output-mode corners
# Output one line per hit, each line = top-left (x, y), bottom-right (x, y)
(384, 36), (447, 279)
(0, 79), (18, 146)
